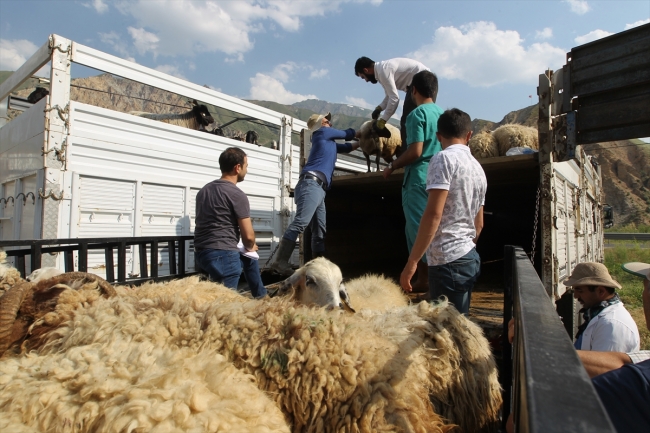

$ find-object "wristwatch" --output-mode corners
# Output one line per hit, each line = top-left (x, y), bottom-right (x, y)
(387, 162), (394, 170)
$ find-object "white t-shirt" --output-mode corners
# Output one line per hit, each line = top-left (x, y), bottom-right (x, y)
(425, 144), (487, 266)
(375, 58), (429, 122)
(578, 302), (640, 352)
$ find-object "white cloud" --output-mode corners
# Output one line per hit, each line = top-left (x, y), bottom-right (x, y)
(112, 0), (382, 58)
(564, 0), (591, 15)
(345, 96), (373, 109)
(248, 61), (317, 104)
(128, 27), (160, 56)
(409, 21), (566, 87)
(99, 31), (137, 62)
(625, 19), (650, 30)
(249, 73), (317, 104)
(0, 39), (39, 71)
(575, 29), (613, 45)
(535, 27), (553, 40)
(93, 0), (109, 13)
(310, 68), (329, 79)
(155, 64), (187, 80)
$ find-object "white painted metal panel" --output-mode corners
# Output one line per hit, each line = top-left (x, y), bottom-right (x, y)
(141, 183), (185, 276)
(0, 98), (47, 183)
(78, 176), (135, 275)
(1, 181), (16, 240)
(19, 175), (37, 240)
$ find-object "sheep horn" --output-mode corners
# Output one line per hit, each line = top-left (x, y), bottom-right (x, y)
(0, 281), (32, 355)
(34, 272), (117, 298)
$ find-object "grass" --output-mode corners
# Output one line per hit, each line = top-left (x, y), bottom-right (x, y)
(605, 244), (650, 350)
(606, 223), (650, 233)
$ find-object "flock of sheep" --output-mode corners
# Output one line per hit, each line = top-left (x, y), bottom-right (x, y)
(0, 251), (502, 432)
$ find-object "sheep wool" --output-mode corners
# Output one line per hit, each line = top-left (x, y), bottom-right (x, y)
(493, 124), (539, 156)
(344, 273), (409, 312)
(357, 121), (402, 172)
(200, 296), (455, 433)
(468, 131), (499, 159)
(0, 339), (290, 433)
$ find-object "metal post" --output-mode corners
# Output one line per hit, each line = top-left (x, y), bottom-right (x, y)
(105, 247), (115, 282)
(78, 241), (88, 272)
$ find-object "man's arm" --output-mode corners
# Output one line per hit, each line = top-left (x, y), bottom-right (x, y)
(400, 188), (448, 291)
(383, 141), (423, 179)
(238, 217), (258, 251)
(643, 278), (650, 330)
(577, 350), (632, 378)
(473, 206), (484, 244)
(378, 70), (400, 121)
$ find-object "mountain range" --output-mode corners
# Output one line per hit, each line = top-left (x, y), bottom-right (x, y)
(2, 71), (648, 227)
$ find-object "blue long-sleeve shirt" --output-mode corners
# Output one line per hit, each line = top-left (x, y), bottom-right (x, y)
(302, 127), (355, 188)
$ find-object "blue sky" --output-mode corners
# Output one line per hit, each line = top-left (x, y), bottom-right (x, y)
(1, 0), (648, 122)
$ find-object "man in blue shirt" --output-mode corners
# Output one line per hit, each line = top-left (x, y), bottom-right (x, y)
(268, 112), (360, 276)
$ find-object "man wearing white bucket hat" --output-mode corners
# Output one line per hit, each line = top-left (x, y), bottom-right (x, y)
(268, 113), (360, 276)
(564, 262), (639, 352)
(580, 262), (650, 433)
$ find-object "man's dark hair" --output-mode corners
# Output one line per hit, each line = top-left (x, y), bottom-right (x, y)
(437, 108), (472, 139)
(411, 70), (438, 99)
(354, 56), (375, 76)
(219, 147), (246, 173)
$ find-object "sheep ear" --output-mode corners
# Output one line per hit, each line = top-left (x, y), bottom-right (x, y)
(339, 284), (356, 313)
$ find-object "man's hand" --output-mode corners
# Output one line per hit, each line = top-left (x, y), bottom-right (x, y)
(371, 106), (382, 120)
(246, 243), (259, 252)
(400, 259), (418, 292)
(382, 163), (393, 180)
(372, 119), (391, 138)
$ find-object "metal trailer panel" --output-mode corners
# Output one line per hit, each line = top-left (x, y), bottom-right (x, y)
(0, 98), (47, 182)
(568, 23), (650, 143)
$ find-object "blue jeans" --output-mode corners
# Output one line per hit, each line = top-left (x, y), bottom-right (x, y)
(428, 248), (481, 314)
(283, 178), (326, 254)
(195, 249), (267, 298)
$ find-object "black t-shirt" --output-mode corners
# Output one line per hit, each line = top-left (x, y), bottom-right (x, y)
(194, 179), (250, 251)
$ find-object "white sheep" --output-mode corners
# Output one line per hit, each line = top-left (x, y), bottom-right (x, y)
(469, 130), (499, 159)
(130, 99), (215, 131)
(26, 267), (64, 283)
(0, 262), (502, 432)
(357, 121), (402, 172)
(492, 123), (538, 156)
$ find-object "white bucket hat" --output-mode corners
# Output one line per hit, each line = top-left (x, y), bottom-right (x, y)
(622, 262), (650, 280)
(307, 112), (331, 131)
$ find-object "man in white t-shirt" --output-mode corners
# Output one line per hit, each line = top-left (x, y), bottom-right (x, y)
(354, 56), (430, 145)
(565, 262), (639, 352)
(399, 108), (486, 314)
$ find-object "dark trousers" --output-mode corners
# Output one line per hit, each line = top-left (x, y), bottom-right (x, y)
(195, 249), (267, 298)
(428, 248), (481, 315)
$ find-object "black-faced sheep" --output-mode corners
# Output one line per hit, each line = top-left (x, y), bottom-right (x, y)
(27, 87), (49, 104)
(245, 130), (260, 145)
(130, 99), (215, 131)
(357, 120), (402, 172)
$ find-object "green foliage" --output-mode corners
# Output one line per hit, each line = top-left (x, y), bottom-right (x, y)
(606, 223), (650, 234)
(605, 244), (650, 308)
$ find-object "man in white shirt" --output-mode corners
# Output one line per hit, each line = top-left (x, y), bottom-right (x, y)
(399, 108), (486, 314)
(354, 57), (430, 145)
(565, 262), (639, 352)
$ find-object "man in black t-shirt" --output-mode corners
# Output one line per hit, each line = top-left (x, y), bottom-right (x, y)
(194, 147), (266, 297)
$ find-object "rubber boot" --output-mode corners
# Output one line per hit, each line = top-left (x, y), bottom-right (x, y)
(268, 238), (296, 276)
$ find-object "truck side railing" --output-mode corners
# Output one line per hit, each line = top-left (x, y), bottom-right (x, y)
(0, 236), (197, 285)
(503, 246), (615, 433)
